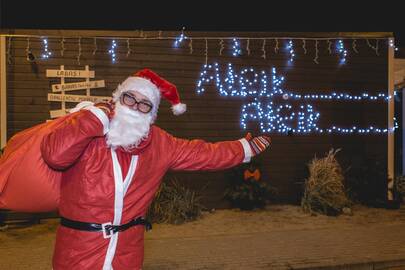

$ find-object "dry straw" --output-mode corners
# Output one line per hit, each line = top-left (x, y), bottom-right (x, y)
(301, 148), (350, 216)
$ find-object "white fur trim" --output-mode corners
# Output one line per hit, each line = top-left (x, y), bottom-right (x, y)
(238, 138), (253, 163)
(84, 106), (110, 135)
(68, 101), (95, 113)
(116, 77), (160, 107)
(102, 150), (138, 270)
(171, 103), (187, 115)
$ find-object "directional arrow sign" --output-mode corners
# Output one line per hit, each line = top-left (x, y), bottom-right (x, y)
(46, 69), (95, 78)
(52, 80), (105, 92)
(50, 109), (68, 118)
(48, 93), (112, 103)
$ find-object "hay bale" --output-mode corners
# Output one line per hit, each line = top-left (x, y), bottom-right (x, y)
(301, 148), (350, 216)
(395, 175), (405, 202)
(146, 178), (206, 224)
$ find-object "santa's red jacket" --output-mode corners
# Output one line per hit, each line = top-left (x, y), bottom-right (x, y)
(41, 106), (252, 270)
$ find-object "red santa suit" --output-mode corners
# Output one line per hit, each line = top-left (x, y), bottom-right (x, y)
(42, 106), (253, 269)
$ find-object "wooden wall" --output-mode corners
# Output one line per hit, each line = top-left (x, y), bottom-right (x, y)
(5, 31), (390, 208)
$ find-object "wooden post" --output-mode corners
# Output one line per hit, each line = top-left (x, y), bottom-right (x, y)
(387, 39), (395, 201)
(85, 65), (90, 97)
(0, 36), (7, 149)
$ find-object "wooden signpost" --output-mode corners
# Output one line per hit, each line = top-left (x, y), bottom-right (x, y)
(46, 65), (111, 118)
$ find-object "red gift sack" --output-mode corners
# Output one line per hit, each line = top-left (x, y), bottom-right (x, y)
(0, 114), (72, 212)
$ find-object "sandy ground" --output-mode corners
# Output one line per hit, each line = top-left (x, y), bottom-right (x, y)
(2, 204), (405, 243)
(145, 204), (405, 239)
(1, 204), (405, 270)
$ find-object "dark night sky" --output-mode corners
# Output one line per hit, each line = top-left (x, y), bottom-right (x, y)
(1, 1), (404, 46)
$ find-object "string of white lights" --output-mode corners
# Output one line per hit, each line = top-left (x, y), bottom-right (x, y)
(25, 37), (31, 59)
(219, 39), (224, 56)
(314, 40), (319, 64)
(173, 27), (187, 47)
(41, 38), (52, 59)
(5, 33), (391, 41)
(189, 38), (193, 54)
(196, 63), (397, 135)
(93, 38), (97, 55)
(352, 39), (358, 53)
(205, 38), (208, 65)
(375, 40), (379, 56)
(126, 38), (132, 57)
(60, 37), (65, 56)
(7, 37), (12, 64)
(232, 38), (242, 56)
(261, 39), (266, 59)
(109, 39), (117, 63)
(336, 40), (347, 64)
(302, 39), (307, 54)
(77, 37), (81, 65)
(286, 40), (295, 62)
(366, 39), (379, 55)
(327, 39), (332, 54)
(274, 38), (279, 53)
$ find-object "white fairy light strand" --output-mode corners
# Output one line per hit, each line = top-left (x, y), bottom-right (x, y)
(389, 38), (399, 51)
(205, 38), (208, 65)
(41, 38), (52, 59)
(174, 27), (187, 47)
(375, 40), (379, 56)
(389, 38), (394, 48)
(302, 39), (307, 54)
(327, 39), (332, 54)
(189, 38), (193, 54)
(77, 37), (81, 65)
(7, 37), (12, 64)
(196, 63), (396, 135)
(336, 40), (347, 64)
(60, 37), (65, 57)
(25, 37), (31, 60)
(219, 39), (224, 56)
(274, 38), (279, 54)
(109, 39), (117, 63)
(93, 38), (97, 55)
(366, 39), (379, 55)
(232, 38), (242, 56)
(261, 39), (266, 59)
(126, 38), (132, 57)
(4, 33), (392, 41)
(352, 39), (358, 53)
(314, 40), (319, 64)
(286, 40), (295, 62)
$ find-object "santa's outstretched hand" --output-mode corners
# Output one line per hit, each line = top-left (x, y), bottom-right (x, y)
(244, 132), (271, 156)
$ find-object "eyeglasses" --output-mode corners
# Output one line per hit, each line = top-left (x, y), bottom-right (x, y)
(120, 92), (153, 113)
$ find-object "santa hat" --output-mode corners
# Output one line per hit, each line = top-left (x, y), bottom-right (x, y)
(113, 69), (187, 116)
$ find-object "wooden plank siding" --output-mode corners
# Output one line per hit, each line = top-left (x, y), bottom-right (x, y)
(4, 32), (390, 208)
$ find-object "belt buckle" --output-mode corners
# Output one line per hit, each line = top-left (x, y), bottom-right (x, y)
(101, 222), (113, 239)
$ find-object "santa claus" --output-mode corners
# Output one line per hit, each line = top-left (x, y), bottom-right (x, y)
(41, 69), (271, 270)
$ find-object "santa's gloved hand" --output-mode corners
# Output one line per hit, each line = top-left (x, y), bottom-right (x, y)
(94, 101), (115, 120)
(245, 132), (271, 156)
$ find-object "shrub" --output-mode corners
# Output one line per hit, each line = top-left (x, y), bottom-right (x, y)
(224, 163), (278, 211)
(345, 157), (387, 206)
(301, 148), (350, 216)
(146, 178), (206, 224)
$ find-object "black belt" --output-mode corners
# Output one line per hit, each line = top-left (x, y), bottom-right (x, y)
(61, 216), (152, 239)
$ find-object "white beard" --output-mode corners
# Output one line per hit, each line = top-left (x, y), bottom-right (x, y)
(106, 102), (153, 149)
